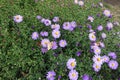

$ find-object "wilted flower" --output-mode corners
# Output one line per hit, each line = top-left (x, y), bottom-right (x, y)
(67, 58), (76, 70)
(108, 60), (118, 70)
(68, 70), (78, 80)
(31, 32), (39, 40)
(13, 15), (23, 23)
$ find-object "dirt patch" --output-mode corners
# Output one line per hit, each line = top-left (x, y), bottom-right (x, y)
(104, 0), (120, 6)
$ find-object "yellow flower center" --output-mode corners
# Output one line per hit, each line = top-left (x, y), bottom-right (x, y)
(92, 35), (95, 39)
(44, 42), (48, 45)
(55, 31), (59, 35)
(72, 73), (76, 77)
(96, 65), (99, 69)
(112, 63), (114, 67)
(97, 58), (101, 62)
(16, 16), (19, 20)
(71, 62), (75, 67)
(96, 49), (99, 52)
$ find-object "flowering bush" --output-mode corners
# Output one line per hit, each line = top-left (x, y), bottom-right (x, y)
(0, 0), (120, 80)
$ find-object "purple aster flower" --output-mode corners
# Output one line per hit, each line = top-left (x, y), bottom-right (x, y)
(108, 15), (112, 18)
(51, 41), (58, 50)
(31, 32), (39, 40)
(99, 42), (105, 48)
(44, 31), (48, 36)
(41, 38), (50, 47)
(46, 71), (56, 80)
(68, 70), (78, 80)
(44, 19), (51, 26)
(59, 40), (67, 48)
(41, 47), (48, 54)
(108, 60), (118, 70)
(67, 58), (76, 70)
(93, 47), (101, 55)
(78, 1), (84, 6)
(70, 21), (77, 28)
(87, 24), (92, 29)
(58, 75), (62, 80)
(41, 18), (45, 23)
(101, 33), (106, 39)
(36, 15), (42, 20)
(88, 16), (94, 22)
(51, 24), (60, 30)
(97, 25), (103, 31)
(76, 51), (82, 56)
(52, 17), (60, 22)
(89, 32), (96, 41)
(63, 22), (71, 30)
(93, 63), (101, 72)
(113, 21), (120, 26)
(40, 31), (48, 37)
(52, 30), (61, 38)
(102, 55), (110, 63)
(106, 22), (113, 30)
(108, 52), (117, 59)
(97, 13), (101, 17)
(82, 74), (92, 80)
(40, 32), (44, 36)
(103, 10), (111, 17)
(13, 15), (23, 23)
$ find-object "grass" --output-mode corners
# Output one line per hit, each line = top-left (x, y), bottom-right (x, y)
(0, 0), (120, 80)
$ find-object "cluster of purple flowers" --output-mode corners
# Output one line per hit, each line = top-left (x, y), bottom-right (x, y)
(31, 16), (70, 53)
(88, 12), (119, 72)
(13, 1), (119, 79)
(63, 21), (77, 31)
(67, 58), (79, 80)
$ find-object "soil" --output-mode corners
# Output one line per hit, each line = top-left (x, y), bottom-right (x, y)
(104, 0), (120, 6)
